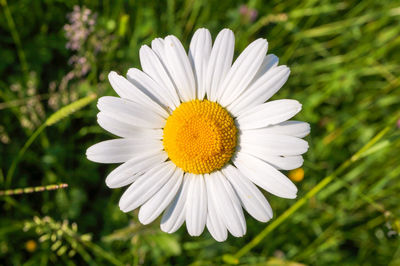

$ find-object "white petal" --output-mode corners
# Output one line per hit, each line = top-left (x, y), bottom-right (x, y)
(240, 144), (304, 170)
(108, 71), (169, 118)
(241, 121), (310, 139)
(126, 68), (175, 113)
(206, 213), (227, 242)
(119, 161), (176, 212)
(252, 54), (279, 82)
(233, 152), (298, 199)
(185, 174), (207, 236)
(228, 66), (290, 116)
(164, 35), (196, 102)
(222, 165), (273, 222)
(97, 96), (166, 129)
(205, 174), (228, 242)
(139, 168), (183, 224)
(206, 214), (228, 242)
(86, 138), (163, 163)
(204, 172), (228, 242)
(218, 38), (268, 106)
(105, 151), (168, 188)
(258, 155), (304, 170)
(189, 28), (212, 100)
(97, 112), (163, 139)
(151, 38), (166, 60)
(139, 45), (180, 109)
(239, 133), (309, 156)
(206, 29), (234, 101)
(161, 176), (190, 233)
(205, 172), (246, 237)
(236, 99), (302, 130)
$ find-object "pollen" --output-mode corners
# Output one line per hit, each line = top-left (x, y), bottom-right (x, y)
(163, 100), (237, 174)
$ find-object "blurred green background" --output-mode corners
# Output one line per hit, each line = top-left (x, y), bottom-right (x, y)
(1, 0), (399, 265)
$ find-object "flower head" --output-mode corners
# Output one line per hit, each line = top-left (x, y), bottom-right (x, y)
(239, 5), (258, 23)
(288, 168), (305, 182)
(25, 240), (37, 252)
(64, 6), (96, 51)
(86, 28), (310, 241)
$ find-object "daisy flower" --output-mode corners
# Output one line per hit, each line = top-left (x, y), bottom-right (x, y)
(86, 28), (310, 241)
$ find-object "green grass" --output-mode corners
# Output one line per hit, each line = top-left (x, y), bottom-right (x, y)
(1, 0), (399, 265)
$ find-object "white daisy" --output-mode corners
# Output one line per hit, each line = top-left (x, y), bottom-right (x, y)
(86, 28), (310, 241)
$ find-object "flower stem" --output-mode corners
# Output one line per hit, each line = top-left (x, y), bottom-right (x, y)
(0, 0), (29, 81)
(0, 184), (68, 196)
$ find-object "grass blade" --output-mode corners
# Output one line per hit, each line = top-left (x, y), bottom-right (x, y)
(5, 94), (97, 188)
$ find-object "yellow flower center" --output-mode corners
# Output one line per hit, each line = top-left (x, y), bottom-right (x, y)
(163, 100), (237, 174)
